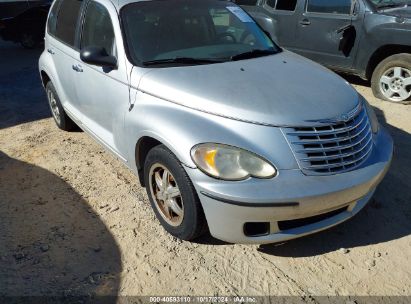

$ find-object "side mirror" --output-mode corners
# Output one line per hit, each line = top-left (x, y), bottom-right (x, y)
(80, 46), (117, 69)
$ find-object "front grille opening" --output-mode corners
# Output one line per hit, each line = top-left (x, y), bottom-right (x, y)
(319, 134), (334, 140)
(285, 105), (373, 175)
(323, 142), (338, 148)
(345, 163), (355, 169)
(244, 222), (270, 237)
(307, 152), (324, 157)
(328, 158), (342, 164)
(316, 126), (332, 131)
(341, 147), (353, 154)
(278, 207), (348, 231)
(295, 127), (313, 132)
(343, 155), (355, 162)
(331, 166), (344, 172)
(304, 143), (320, 149)
(300, 135), (314, 140)
(327, 150), (340, 156)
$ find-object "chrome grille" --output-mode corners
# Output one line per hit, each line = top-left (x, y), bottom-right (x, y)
(283, 105), (373, 175)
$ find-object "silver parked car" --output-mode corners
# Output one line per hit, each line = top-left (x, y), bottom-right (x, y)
(39, 0), (393, 244)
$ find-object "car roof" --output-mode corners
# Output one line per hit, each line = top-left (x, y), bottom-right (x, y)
(115, 0), (231, 10)
(115, 0), (145, 10)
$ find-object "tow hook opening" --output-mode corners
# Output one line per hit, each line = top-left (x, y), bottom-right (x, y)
(244, 222), (270, 237)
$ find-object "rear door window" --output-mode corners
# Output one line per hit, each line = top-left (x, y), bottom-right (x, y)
(276, 0), (297, 11)
(267, 0), (297, 11)
(234, 0), (258, 5)
(55, 0), (83, 47)
(307, 0), (352, 15)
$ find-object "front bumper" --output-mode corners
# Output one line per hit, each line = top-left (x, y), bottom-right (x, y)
(185, 127), (393, 244)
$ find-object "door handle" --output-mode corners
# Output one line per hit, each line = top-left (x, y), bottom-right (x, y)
(72, 64), (83, 73)
(300, 19), (311, 26)
(47, 48), (55, 55)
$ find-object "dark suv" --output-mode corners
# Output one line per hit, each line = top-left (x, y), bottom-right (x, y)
(0, 0), (51, 48)
(238, 0), (411, 103)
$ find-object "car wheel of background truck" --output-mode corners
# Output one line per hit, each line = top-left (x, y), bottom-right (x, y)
(144, 144), (207, 241)
(46, 82), (77, 131)
(20, 32), (37, 49)
(371, 53), (411, 104)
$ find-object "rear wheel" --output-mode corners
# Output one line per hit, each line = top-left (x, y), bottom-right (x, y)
(144, 145), (207, 241)
(46, 82), (76, 131)
(371, 53), (411, 104)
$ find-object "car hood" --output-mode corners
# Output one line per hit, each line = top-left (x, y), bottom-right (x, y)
(136, 51), (359, 127)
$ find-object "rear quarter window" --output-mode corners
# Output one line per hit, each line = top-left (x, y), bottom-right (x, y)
(307, 0), (352, 14)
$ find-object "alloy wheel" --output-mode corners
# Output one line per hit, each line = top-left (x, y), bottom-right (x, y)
(379, 66), (411, 102)
(47, 89), (61, 125)
(149, 163), (184, 227)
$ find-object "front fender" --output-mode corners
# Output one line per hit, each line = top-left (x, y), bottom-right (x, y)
(38, 50), (66, 105)
(124, 91), (298, 173)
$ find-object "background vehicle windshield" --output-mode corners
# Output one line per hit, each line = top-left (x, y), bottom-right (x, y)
(121, 0), (279, 66)
(369, 0), (410, 8)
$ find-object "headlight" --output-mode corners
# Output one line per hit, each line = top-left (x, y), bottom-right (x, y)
(191, 143), (277, 181)
(362, 97), (379, 134)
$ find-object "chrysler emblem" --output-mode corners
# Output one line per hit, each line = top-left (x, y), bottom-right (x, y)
(340, 114), (350, 122)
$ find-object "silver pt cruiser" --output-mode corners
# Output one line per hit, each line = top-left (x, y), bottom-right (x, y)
(39, 0), (393, 244)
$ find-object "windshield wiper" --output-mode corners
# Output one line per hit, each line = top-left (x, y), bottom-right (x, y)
(142, 57), (223, 66)
(375, 0), (408, 9)
(230, 49), (277, 61)
(377, 3), (405, 8)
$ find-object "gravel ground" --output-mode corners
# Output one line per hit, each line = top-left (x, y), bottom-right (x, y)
(1, 40), (411, 299)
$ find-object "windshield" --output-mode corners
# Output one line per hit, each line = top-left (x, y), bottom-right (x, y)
(121, 0), (279, 67)
(369, 0), (410, 9)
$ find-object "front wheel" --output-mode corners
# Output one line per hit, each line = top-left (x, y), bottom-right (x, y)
(144, 145), (207, 241)
(371, 53), (411, 104)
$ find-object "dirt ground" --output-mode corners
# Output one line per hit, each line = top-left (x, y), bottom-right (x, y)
(1, 40), (411, 299)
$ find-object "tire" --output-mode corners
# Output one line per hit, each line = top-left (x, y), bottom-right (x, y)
(371, 53), (411, 104)
(45, 81), (76, 131)
(144, 145), (207, 241)
(20, 32), (37, 49)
